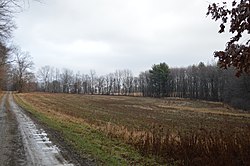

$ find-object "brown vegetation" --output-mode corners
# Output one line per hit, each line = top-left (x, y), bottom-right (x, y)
(15, 92), (250, 165)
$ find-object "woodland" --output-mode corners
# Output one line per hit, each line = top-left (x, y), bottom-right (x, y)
(0, 0), (249, 110)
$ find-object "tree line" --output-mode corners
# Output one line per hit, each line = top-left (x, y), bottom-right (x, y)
(6, 61), (249, 110)
(139, 62), (250, 110)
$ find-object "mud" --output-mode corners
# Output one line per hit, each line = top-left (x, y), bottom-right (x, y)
(0, 93), (26, 166)
(35, 121), (96, 166)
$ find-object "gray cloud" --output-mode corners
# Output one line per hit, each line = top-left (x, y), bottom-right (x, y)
(13, 0), (231, 76)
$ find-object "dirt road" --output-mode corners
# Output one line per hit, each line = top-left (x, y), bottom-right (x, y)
(0, 93), (26, 165)
(0, 92), (74, 166)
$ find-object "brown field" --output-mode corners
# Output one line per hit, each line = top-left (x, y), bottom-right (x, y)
(15, 92), (250, 165)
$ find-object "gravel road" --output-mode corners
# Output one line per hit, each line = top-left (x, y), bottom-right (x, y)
(0, 92), (74, 166)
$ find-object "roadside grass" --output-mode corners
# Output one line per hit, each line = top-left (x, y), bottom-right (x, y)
(14, 92), (250, 165)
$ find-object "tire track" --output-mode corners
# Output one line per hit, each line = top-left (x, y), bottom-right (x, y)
(8, 93), (74, 166)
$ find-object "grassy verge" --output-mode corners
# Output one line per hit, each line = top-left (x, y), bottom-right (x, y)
(14, 94), (158, 165)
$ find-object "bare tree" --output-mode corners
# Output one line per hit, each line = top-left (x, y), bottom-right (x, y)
(60, 68), (73, 93)
(0, 0), (16, 41)
(122, 69), (133, 95)
(0, 0), (40, 41)
(114, 70), (123, 95)
(72, 71), (82, 94)
(51, 68), (61, 92)
(138, 71), (151, 97)
(12, 48), (34, 92)
(37, 65), (52, 92)
(89, 70), (96, 94)
(97, 76), (105, 94)
(23, 71), (37, 92)
(81, 74), (91, 94)
(0, 42), (10, 89)
(105, 73), (114, 95)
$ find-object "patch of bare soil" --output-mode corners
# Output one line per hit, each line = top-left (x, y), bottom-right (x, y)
(37, 122), (96, 166)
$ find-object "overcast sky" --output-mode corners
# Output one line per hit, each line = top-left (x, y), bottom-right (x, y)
(13, 0), (230, 76)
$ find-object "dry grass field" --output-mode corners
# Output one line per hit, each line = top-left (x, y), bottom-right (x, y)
(14, 92), (250, 165)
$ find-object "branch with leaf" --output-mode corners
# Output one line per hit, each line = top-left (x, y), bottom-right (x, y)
(207, 0), (250, 76)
